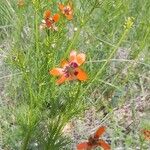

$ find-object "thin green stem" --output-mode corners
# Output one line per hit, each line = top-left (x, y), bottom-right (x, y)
(84, 29), (129, 93)
(64, 0), (104, 58)
(21, 2), (40, 149)
(35, 11), (40, 56)
(86, 59), (150, 67)
(113, 27), (150, 108)
(64, 28), (81, 58)
(21, 130), (31, 150)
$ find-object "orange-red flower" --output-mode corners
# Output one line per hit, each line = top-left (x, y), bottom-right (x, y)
(77, 126), (111, 150)
(40, 10), (60, 31)
(141, 129), (150, 141)
(58, 3), (73, 20)
(50, 51), (88, 85)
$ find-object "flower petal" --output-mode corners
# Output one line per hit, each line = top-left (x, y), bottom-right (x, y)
(61, 59), (69, 67)
(76, 53), (86, 66)
(52, 25), (58, 31)
(39, 23), (46, 30)
(98, 139), (111, 150)
(58, 3), (64, 11)
(44, 10), (51, 19)
(66, 14), (73, 20)
(76, 68), (88, 81)
(77, 142), (92, 150)
(45, 19), (52, 28)
(94, 126), (106, 139)
(49, 68), (63, 76)
(53, 14), (60, 22)
(68, 75), (76, 81)
(69, 51), (77, 62)
(56, 75), (67, 85)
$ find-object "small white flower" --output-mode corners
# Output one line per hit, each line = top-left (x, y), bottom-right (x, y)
(74, 27), (78, 32)
(34, 143), (38, 146)
(51, 43), (56, 48)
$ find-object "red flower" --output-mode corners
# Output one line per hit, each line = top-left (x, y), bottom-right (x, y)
(77, 126), (111, 150)
(49, 51), (88, 85)
(58, 3), (73, 20)
(40, 10), (60, 31)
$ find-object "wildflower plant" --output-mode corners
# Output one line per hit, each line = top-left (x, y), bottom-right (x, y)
(77, 126), (110, 150)
(40, 10), (60, 31)
(50, 51), (87, 84)
(1, 0), (101, 149)
(0, 0), (150, 150)
(58, 2), (73, 20)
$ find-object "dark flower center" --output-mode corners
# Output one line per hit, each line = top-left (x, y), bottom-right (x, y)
(70, 62), (78, 68)
(64, 62), (78, 78)
(64, 7), (71, 15)
(45, 17), (56, 28)
(88, 136), (99, 145)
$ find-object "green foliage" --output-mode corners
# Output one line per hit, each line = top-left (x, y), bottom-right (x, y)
(0, 0), (149, 149)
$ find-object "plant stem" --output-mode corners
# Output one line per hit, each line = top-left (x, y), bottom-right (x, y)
(84, 29), (129, 92)
(21, 2), (40, 149)
(64, 0), (103, 58)
(21, 130), (31, 150)
(64, 28), (81, 58)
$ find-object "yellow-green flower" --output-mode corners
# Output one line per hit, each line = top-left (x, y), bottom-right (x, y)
(124, 17), (134, 29)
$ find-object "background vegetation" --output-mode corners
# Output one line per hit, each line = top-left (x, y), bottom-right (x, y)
(0, 0), (150, 149)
